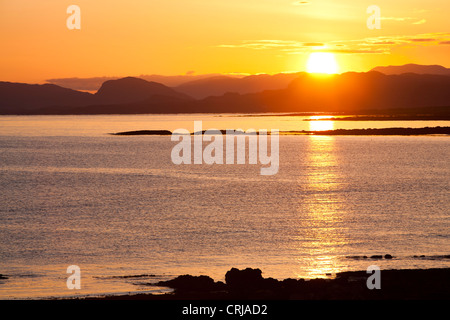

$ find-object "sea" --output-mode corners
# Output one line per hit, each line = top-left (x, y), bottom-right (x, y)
(0, 114), (449, 299)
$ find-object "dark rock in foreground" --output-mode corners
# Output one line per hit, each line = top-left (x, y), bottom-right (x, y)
(84, 267), (450, 300)
(157, 275), (225, 292)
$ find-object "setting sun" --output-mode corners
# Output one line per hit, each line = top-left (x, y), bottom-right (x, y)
(306, 52), (339, 74)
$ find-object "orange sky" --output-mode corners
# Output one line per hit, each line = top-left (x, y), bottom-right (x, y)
(1, 0), (450, 83)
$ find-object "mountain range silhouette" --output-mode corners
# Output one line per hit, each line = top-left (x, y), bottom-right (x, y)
(371, 64), (450, 76)
(1, 64), (450, 114)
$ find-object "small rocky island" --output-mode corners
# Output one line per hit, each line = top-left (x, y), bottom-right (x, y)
(111, 130), (173, 135)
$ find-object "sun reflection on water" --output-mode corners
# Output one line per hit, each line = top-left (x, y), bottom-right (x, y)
(294, 135), (349, 279)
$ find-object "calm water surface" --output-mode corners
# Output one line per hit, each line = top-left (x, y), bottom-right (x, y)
(0, 114), (449, 299)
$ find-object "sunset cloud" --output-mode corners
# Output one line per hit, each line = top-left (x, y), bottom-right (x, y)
(412, 19), (427, 25)
(218, 40), (304, 50)
(380, 16), (426, 25)
(408, 38), (435, 42)
(327, 49), (388, 54)
(217, 33), (450, 57)
(372, 41), (396, 45)
(302, 43), (325, 47)
(381, 17), (414, 22)
(292, 1), (310, 5)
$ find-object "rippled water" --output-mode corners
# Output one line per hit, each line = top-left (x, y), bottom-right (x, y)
(0, 115), (449, 299)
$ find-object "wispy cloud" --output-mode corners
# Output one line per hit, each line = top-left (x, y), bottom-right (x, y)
(372, 41), (396, 45)
(218, 40), (324, 50)
(380, 16), (426, 25)
(326, 49), (387, 54)
(412, 19), (427, 25)
(301, 42), (325, 47)
(408, 38), (435, 42)
(292, 1), (310, 5)
(217, 33), (450, 56)
(218, 40), (301, 50)
(381, 16), (415, 22)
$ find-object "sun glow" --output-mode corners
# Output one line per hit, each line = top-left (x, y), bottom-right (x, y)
(308, 116), (335, 131)
(306, 52), (339, 74)
(309, 120), (335, 132)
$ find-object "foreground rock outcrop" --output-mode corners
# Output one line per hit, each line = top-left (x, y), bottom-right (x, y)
(88, 267), (450, 300)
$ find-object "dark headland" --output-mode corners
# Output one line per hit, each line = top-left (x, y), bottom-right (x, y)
(81, 267), (450, 300)
(111, 130), (172, 136)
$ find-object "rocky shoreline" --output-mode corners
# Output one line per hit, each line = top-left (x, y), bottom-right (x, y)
(83, 267), (450, 300)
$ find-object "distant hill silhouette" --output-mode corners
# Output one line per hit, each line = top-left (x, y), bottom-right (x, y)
(0, 77), (193, 114)
(171, 71), (450, 113)
(46, 73), (236, 91)
(175, 73), (302, 99)
(2, 70), (450, 114)
(257, 71), (450, 112)
(0, 82), (93, 113)
(46, 73), (302, 98)
(40, 95), (195, 115)
(94, 77), (192, 104)
(371, 64), (450, 76)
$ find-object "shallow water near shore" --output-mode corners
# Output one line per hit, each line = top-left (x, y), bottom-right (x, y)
(0, 114), (449, 299)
